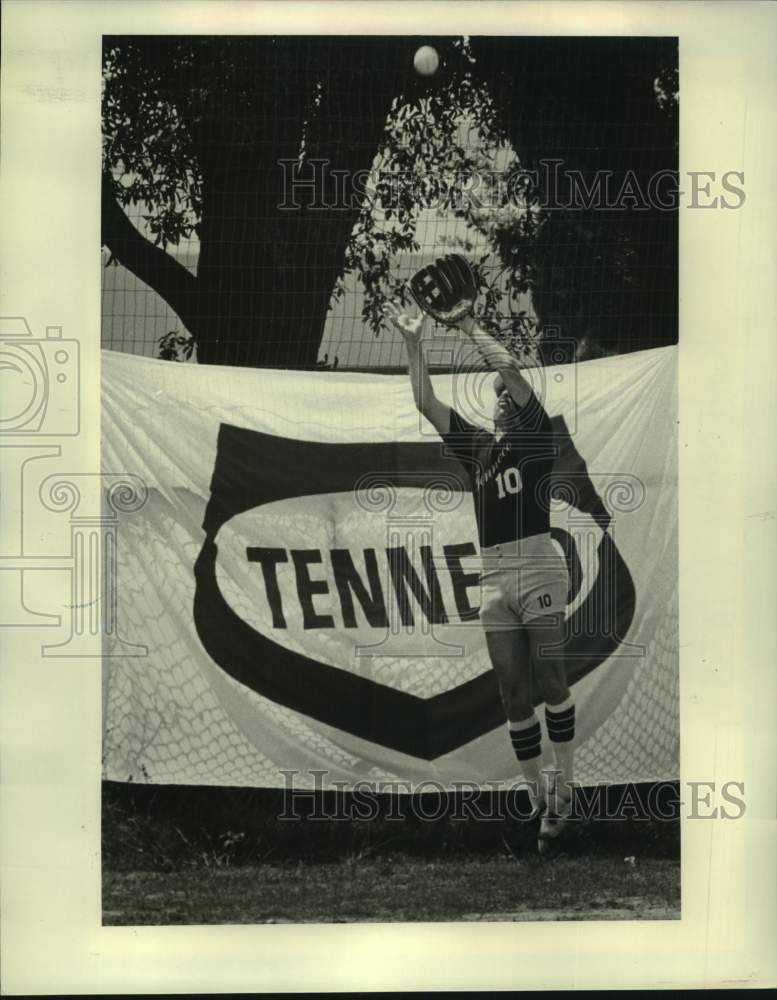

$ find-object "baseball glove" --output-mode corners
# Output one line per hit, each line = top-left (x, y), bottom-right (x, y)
(408, 253), (477, 326)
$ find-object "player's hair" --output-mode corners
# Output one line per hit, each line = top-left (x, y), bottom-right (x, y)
(493, 373), (506, 397)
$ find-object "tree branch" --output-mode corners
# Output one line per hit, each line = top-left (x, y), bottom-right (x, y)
(101, 173), (200, 338)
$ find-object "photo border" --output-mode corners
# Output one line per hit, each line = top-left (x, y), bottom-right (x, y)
(1, 0), (775, 992)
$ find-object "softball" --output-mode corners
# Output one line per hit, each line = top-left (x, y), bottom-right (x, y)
(413, 45), (439, 77)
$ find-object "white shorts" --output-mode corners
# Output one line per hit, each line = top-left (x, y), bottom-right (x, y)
(479, 533), (569, 631)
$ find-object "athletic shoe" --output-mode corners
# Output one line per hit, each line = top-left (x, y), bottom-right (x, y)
(537, 779), (574, 854)
(527, 791), (546, 821)
(500, 788), (547, 860)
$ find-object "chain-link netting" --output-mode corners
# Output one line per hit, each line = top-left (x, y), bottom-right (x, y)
(101, 35), (678, 368)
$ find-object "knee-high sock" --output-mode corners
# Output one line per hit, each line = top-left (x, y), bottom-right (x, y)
(509, 714), (543, 804)
(545, 696), (575, 797)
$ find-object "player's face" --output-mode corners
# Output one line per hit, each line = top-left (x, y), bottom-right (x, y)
(494, 387), (516, 426)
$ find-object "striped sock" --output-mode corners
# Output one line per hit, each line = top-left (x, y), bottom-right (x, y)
(508, 716), (543, 807)
(509, 715), (542, 760)
(545, 699), (575, 797)
(545, 699), (575, 743)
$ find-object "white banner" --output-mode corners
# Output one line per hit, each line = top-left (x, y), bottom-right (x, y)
(102, 346), (678, 790)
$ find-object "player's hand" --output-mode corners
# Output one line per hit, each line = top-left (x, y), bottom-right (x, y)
(386, 301), (425, 344)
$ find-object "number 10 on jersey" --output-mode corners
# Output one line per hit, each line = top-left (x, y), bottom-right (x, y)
(495, 466), (522, 499)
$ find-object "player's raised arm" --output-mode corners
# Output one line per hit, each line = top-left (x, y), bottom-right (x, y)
(455, 314), (535, 409)
(386, 302), (451, 436)
(407, 253), (536, 411)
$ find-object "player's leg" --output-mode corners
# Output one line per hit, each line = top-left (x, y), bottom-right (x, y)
(512, 535), (576, 809)
(525, 616), (576, 803)
(525, 615), (576, 850)
(484, 626), (545, 814)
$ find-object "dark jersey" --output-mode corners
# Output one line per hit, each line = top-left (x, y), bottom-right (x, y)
(441, 393), (557, 548)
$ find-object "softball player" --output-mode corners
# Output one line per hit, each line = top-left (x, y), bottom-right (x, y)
(387, 254), (576, 850)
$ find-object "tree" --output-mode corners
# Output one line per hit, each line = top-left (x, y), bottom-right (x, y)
(344, 37), (678, 363)
(466, 37), (679, 358)
(102, 35), (469, 367)
(103, 36), (678, 368)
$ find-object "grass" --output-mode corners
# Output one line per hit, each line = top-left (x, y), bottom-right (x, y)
(102, 781), (681, 924)
(103, 854), (680, 925)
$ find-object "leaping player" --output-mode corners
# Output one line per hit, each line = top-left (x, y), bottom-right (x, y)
(386, 254), (575, 852)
